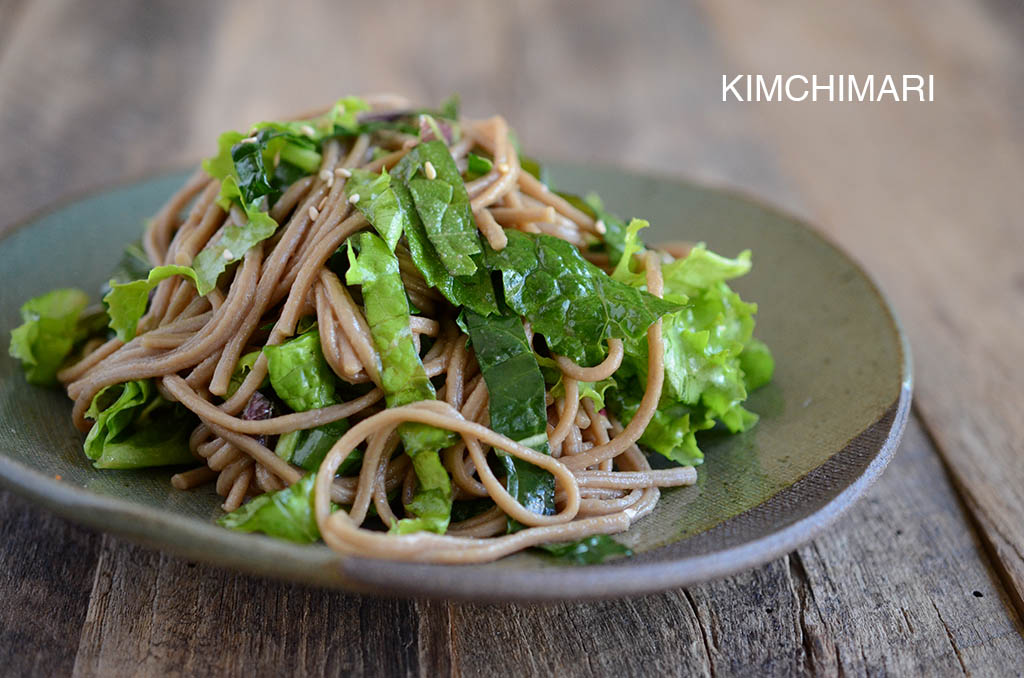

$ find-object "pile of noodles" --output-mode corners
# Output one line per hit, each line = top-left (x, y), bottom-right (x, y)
(56, 96), (697, 563)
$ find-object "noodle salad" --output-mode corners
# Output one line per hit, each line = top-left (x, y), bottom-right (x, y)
(8, 95), (773, 564)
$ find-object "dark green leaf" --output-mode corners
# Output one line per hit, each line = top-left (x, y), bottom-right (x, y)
(584, 192), (630, 266)
(463, 309), (554, 523)
(275, 419), (358, 473)
(393, 140), (482, 276)
(536, 535), (632, 564)
(483, 231), (682, 365)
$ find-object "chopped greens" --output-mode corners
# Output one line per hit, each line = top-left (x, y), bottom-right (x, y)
(392, 140), (483, 276)
(276, 420), (358, 474)
(84, 380), (196, 469)
(218, 472), (323, 543)
(264, 330), (337, 412)
(344, 169), (411, 251)
(9, 288), (92, 385)
(346, 231), (456, 533)
(536, 535), (633, 564)
(104, 265), (199, 341)
(463, 309), (554, 525)
(484, 231), (682, 365)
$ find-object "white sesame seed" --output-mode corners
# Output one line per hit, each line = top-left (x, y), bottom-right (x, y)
(300, 124), (316, 137)
(348, 193), (361, 204)
(308, 206), (320, 221)
(317, 195), (328, 211)
(595, 219), (607, 235)
(335, 167), (352, 178)
(423, 161), (437, 180)
(240, 136), (258, 144)
(222, 249), (233, 260)
(497, 162), (510, 173)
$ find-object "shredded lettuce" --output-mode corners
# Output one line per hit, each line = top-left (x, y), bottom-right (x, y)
(463, 309), (554, 526)
(103, 265), (199, 341)
(218, 472), (323, 543)
(346, 231), (455, 533)
(9, 289), (92, 385)
(263, 330), (336, 412)
(608, 238), (772, 466)
(484, 231), (682, 366)
(84, 380), (195, 469)
(344, 168), (410, 251)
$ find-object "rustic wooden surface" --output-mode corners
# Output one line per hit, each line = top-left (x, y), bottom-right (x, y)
(1, 0), (1022, 675)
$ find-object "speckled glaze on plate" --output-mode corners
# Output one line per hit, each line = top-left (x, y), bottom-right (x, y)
(0, 165), (911, 601)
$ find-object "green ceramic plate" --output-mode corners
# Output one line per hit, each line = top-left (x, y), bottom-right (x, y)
(0, 166), (911, 600)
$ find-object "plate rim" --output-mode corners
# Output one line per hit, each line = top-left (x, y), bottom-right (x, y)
(0, 165), (913, 600)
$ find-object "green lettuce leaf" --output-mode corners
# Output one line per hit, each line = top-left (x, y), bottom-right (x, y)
(483, 231), (682, 365)
(218, 472), (323, 543)
(392, 140), (482, 276)
(611, 218), (652, 288)
(84, 380), (195, 469)
(263, 330), (336, 412)
(536, 535), (632, 564)
(345, 168), (411, 251)
(191, 175), (279, 295)
(9, 288), (91, 385)
(608, 242), (772, 465)
(345, 231), (455, 533)
(103, 265), (199, 341)
(740, 337), (775, 391)
(463, 309), (553, 526)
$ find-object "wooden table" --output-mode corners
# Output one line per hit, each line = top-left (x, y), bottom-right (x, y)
(2, 1), (1022, 675)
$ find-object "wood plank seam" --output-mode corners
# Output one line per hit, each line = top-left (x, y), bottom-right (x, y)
(913, 405), (1024, 624)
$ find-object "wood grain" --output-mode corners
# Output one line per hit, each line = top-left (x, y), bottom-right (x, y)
(0, 0), (1022, 675)
(701, 0), (1024, 614)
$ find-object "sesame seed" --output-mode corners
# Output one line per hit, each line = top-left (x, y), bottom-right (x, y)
(335, 167), (352, 178)
(240, 136), (258, 144)
(497, 162), (510, 173)
(348, 193), (361, 204)
(595, 219), (607, 235)
(423, 161), (437, 180)
(300, 124), (316, 137)
(308, 206), (320, 221)
(222, 249), (234, 260)
(317, 195), (328, 211)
